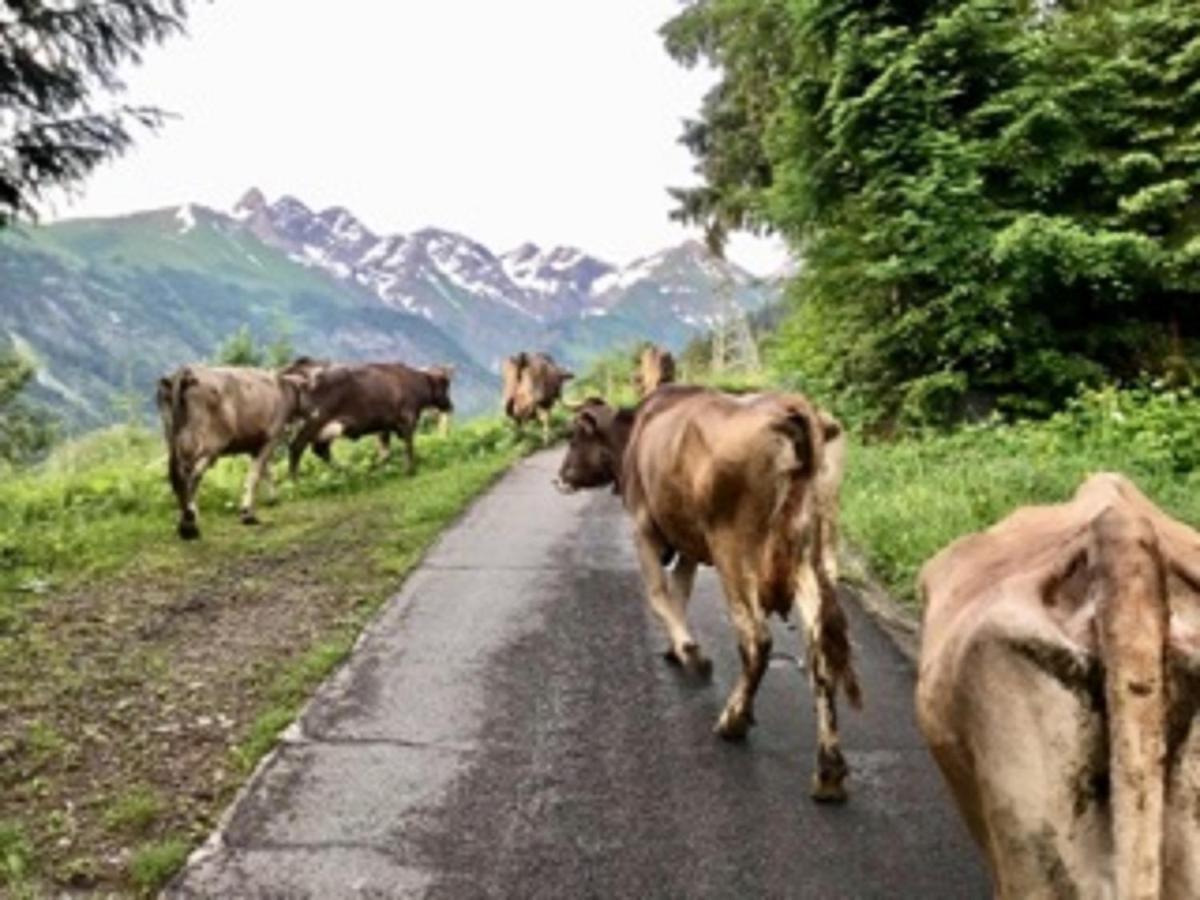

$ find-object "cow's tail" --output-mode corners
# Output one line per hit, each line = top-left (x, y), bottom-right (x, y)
(1094, 504), (1168, 900)
(156, 368), (197, 483)
(761, 402), (861, 709)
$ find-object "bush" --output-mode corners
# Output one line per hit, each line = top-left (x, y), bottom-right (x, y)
(842, 385), (1200, 609)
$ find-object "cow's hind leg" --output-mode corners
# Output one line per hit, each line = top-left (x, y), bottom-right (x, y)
(369, 432), (392, 468)
(179, 455), (211, 540)
(634, 528), (710, 678)
(714, 563), (771, 740)
(240, 447), (273, 525)
(795, 563), (859, 802)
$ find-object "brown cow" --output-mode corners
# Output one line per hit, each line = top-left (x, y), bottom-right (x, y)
(287, 361), (453, 477)
(555, 387), (860, 801)
(501, 351), (573, 442)
(633, 344), (676, 398)
(916, 473), (1200, 899)
(156, 365), (312, 539)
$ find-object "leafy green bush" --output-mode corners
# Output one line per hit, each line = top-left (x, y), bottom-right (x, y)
(843, 386), (1200, 609)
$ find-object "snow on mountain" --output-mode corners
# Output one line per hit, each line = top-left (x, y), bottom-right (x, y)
(225, 188), (777, 369)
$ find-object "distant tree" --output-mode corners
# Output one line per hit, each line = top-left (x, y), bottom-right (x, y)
(265, 314), (295, 368)
(0, 352), (56, 464)
(215, 325), (265, 367)
(0, 1), (189, 227)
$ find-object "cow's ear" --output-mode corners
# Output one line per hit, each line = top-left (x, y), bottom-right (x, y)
(562, 370), (575, 382)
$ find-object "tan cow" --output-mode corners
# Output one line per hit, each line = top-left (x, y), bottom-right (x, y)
(555, 387), (860, 801)
(501, 351), (573, 441)
(916, 473), (1200, 899)
(633, 344), (676, 398)
(156, 365), (311, 539)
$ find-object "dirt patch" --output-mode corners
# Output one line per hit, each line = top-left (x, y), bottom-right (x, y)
(0, 510), (394, 894)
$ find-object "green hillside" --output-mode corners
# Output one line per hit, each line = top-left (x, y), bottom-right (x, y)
(0, 210), (498, 428)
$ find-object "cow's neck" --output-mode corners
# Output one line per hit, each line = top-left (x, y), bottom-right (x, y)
(606, 407), (637, 488)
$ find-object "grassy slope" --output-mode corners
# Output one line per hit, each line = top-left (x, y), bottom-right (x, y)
(841, 387), (1200, 611)
(0, 212), (498, 425)
(0, 417), (551, 896)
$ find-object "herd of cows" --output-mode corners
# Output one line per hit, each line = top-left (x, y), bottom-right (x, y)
(154, 344), (1199, 898)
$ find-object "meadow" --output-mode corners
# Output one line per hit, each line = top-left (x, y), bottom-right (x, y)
(0, 416), (547, 896)
(840, 386), (1200, 611)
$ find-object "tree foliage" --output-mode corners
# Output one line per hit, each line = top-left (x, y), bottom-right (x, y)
(0, 0), (188, 226)
(0, 352), (56, 464)
(664, 0), (1200, 425)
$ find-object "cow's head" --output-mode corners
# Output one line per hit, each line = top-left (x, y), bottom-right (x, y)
(424, 365), (455, 413)
(503, 353), (574, 422)
(555, 398), (631, 494)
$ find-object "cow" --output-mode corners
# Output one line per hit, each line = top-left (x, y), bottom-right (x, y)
(156, 364), (313, 539)
(287, 361), (454, 477)
(501, 351), (573, 442)
(633, 344), (676, 398)
(554, 387), (861, 801)
(916, 473), (1200, 899)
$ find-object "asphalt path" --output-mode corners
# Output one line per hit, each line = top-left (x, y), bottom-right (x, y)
(169, 449), (989, 899)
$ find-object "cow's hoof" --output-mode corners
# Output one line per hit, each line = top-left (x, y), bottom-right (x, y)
(810, 775), (848, 804)
(715, 709), (752, 742)
(682, 644), (713, 681)
(178, 521), (201, 541)
(664, 644), (713, 680)
(811, 747), (849, 803)
(240, 510), (260, 526)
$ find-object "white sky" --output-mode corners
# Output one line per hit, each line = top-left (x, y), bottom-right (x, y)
(58, 0), (788, 274)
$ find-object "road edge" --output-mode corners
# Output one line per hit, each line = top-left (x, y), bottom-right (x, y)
(841, 544), (921, 666)
(161, 449), (553, 898)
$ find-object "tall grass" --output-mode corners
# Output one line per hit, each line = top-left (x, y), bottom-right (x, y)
(0, 417), (540, 616)
(842, 386), (1200, 610)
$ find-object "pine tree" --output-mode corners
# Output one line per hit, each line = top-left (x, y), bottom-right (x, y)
(0, 1), (188, 226)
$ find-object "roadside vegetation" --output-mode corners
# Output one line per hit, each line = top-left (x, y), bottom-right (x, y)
(660, 0), (1200, 611)
(0, 416), (543, 896)
(841, 386), (1200, 610)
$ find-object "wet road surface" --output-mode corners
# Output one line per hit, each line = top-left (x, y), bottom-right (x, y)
(169, 450), (989, 899)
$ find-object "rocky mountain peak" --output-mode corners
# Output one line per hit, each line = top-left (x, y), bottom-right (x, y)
(233, 187), (267, 217)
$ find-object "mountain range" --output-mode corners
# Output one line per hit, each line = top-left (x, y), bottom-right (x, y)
(0, 189), (778, 424)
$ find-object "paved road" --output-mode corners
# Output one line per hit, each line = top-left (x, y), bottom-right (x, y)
(170, 450), (989, 899)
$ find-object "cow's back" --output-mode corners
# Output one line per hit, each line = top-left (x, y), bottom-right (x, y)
(172, 366), (288, 457)
(625, 388), (822, 565)
(917, 474), (1200, 898)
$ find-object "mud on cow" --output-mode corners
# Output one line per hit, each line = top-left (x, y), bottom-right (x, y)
(287, 361), (453, 477)
(501, 351), (573, 441)
(156, 365), (312, 540)
(555, 387), (861, 801)
(916, 473), (1200, 899)
(633, 344), (676, 398)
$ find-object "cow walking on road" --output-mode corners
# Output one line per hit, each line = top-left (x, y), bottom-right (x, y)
(501, 351), (573, 442)
(917, 473), (1200, 899)
(287, 361), (454, 477)
(156, 365), (312, 540)
(555, 387), (860, 801)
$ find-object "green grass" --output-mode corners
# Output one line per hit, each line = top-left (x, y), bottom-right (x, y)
(103, 786), (165, 835)
(842, 386), (1200, 610)
(128, 837), (190, 894)
(0, 819), (35, 896)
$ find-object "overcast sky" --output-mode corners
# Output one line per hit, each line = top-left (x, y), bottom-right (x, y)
(59, 0), (787, 274)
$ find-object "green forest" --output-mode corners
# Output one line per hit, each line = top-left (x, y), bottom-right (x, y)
(663, 0), (1198, 426)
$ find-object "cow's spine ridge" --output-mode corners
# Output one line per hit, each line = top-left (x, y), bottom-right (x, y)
(1094, 504), (1168, 900)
